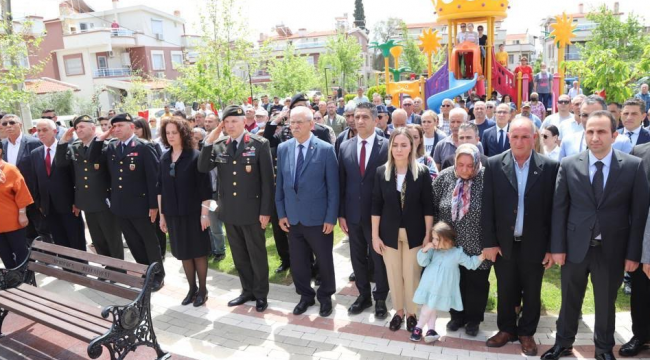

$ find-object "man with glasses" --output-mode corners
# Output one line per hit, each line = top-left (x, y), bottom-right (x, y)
(483, 103), (511, 157)
(1, 114), (47, 241)
(542, 95), (574, 131)
(439, 98), (454, 135)
(401, 97), (421, 125)
(486, 101), (497, 122)
(471, 101), (495, 138)
(91, 113), (165, 291)
(558, 94), (587, 141)
(413, 97), (424, 116)
(41, 109), (67, 140)
(376, 105), (391, 138)
(559, 95), (632, 161)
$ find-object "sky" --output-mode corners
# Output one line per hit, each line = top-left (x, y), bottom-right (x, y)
(11, 0), (650, 40)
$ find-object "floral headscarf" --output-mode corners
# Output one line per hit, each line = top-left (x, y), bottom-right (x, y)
(451, 144), (482, 221)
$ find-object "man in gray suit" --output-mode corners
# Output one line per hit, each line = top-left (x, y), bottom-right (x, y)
(542, 111), (650, 360)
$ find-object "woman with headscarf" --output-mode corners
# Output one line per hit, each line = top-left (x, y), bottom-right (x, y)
(371, 127), (434, 333)
(432, 143), (491, 337)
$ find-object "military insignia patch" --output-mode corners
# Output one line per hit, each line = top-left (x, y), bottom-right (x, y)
(245, 165), (252, 173)
(129, 164), (136, 171)
(94, 164), (100, 170)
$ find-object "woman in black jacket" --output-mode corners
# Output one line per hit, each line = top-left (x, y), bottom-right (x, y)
(371, 127), (434, 332)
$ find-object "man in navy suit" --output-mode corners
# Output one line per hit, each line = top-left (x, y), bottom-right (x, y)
(619, 98), (650, 146)
(29, 119), (85, 251)
(276, 106), (339, 318)
(1, 114), (47, 241)
(482, 103), (511, 156)
(338, 102), (390, 318)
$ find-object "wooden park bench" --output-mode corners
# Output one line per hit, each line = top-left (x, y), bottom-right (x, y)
(0, 240), (169, 360)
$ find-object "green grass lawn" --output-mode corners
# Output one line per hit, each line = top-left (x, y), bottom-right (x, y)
(205, 227), (631, 315)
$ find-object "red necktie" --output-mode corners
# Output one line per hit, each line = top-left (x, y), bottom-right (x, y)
(45, 148), (51, 176)
(359, 140), (367, 177)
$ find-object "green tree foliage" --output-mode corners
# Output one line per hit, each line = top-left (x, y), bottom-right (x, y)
(366, 85), (386, 99)
(399, 22), (427, 77)
(371, 18), (403, 70)
(0, 20), (47, 112)
(30, 90), (75, 118)
(267, 45), (318, 98)
(319, 34), (364, 92)
(353, 0), (366, 30)
(564, 6), (650, 103)
(119, 75), (151, 115)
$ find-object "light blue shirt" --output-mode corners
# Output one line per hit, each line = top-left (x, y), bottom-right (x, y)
(588, 148), (613, 187)
(293, 134), (312, 180)
(513, 151), (531, 237)
(558, 118), (583, 140)
(623, 126), (641, 146)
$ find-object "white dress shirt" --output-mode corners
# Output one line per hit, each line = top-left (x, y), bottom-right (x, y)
(6, 134), (22, 165)
(588, 148), (613, 188)
(293, 134), (312, 180)
(624, 126), (642, 146)
(496, 123), (508, 143)
(43, 140), (58, 165)
(357, 133), (376, 169)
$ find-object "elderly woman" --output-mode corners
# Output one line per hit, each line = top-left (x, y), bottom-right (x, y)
(192, 127), (207, 150)
(407, 124), (437, 180)
(432, 143), (490, 337)
(0, 141), (33, 268)
(372, 127), (434, 332)
(420, 110), (447, 158)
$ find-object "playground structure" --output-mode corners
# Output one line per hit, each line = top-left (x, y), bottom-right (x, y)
(371, 0), (578, 115)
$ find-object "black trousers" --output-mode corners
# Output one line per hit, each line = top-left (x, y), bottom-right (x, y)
(271, 206), (290, 265)
(494, 243), (545, 336)
(85, 210), (124, 260)
(25, 204), (49, 241)
(224, 223), (269, 299)
(0, 228), (28, 268)
(289, 223), (336, 302)
(348, 221), (388, 300)
(450, 267), (491, 323)
(46, 210), (86, 251)
(556, 246), (624, 355)
(630, 266), (650, 341)
(118, 216), (165, 278)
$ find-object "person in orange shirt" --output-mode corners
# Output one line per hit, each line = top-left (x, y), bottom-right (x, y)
(0, 141), (34, 268)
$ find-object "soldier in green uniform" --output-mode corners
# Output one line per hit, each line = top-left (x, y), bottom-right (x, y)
(198, 105), (274, 312)
(56, 115), (124, 263)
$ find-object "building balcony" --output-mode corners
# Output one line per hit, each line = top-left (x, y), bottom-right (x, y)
(63, 28), (136, 50)
(93, 67), (133, 78)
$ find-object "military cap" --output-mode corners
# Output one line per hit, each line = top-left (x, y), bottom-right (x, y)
(221, 105), (245, 119)
(73, 114), (94, 128)
(376, 104), (389, 114)
(289, 93), (309, 109)
(110, 113), (133, 125)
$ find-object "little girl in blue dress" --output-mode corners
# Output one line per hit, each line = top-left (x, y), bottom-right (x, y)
(410, 221), (485, 343)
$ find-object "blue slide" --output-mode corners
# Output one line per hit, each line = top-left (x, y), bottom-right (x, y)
(426, 72), (478, 113)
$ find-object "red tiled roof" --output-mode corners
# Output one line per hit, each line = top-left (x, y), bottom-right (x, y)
(25, 78), (80, 94)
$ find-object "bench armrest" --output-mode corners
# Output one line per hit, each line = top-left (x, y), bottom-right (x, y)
(0, 248), (34, 290)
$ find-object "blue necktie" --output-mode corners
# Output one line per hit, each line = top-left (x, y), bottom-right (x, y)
(294, 144), (304, 192)
(498, 129), (505, 152)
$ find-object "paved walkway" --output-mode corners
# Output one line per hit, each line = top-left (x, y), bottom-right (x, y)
(2, 240), (649, 360)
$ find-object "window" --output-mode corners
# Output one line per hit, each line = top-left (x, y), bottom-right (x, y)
(171, 52), (183, 69)
(151, 51), (165, 70)
(79, 23), (94, 32)
(508, 55), (514, 65)
(151, 19), (163, 36)
(64, 54), (84, 76)
(97, 55), (108, 69)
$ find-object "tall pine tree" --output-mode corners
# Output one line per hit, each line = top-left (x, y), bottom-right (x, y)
(353, 0), (366, 30)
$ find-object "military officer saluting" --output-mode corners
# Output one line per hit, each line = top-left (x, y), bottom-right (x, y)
(90, 113), (164, 291)
(198, 105), (274, 312)
(56, 115), (124, 263)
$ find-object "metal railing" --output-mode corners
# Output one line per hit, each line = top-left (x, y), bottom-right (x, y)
(111, 28), (135, 36)
(93, 68), (133, 78)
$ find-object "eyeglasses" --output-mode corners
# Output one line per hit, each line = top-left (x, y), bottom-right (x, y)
(441, 104), (452, 108)
(579, 113), (590, 119)
(486, 106), (494, 109)
(1, 121), (17, 126)
(496, 111), (509, 114)
(402, 103), (412, 107)
(42, 116), (55, 120)
(170, 162), (176, 177)
(558, 100), (570, 105)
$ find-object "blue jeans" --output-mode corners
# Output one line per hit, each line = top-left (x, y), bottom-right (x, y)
(539, 93), (552, 111)
(208, 208), (226, 255)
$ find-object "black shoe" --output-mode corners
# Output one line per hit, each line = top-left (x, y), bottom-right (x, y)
(410, 327), (423, 342)
(182, 287), (198, 306)
(193, 291), (208, 307)
(275, 263), (290, 273)
(389, 314), (403, 331)
(348, 295), (372, 315)
(256, 298), (268, 312)
(374, 300), (388, 319)
(293, 299), (315, 315)
(319, 300), (333, 317)
(540, 345), (573, 360)
(465, 321), (480, 337)
(213, 253), (226, 262)
(446, 318), (465, 331)
(595, 351), (616, 360)
(348, 272), (356, 282)
(152, 279), (164, 292)
(406, 315), (417, 332)
(619, 337), (649, 357)
(228, 294), (254, 307)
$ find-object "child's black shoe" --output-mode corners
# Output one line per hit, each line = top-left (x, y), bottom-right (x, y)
(424, 329), (440, 343)
(410, 327), (423, 342)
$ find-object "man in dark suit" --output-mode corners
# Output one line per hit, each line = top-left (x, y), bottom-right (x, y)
(401, 97), (422, 124)
(275, 106), (339, 317)
(618, 98), (650, 146)
(482, 103), (511, 156)
(441, 123), (488, 170)
(482, 118), (559, 356)
(338, 102), (390, 318)
(90, 113), (164, 291)
(620, 142), (650, 357)
(542, 111), (650, 360)
(1, 114), (46, 241)
(56, 116), (124, 263)
(29, 119), (86, 251)
(199, 105), (274, 312)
